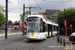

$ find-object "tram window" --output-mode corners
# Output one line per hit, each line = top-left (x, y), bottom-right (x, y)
(43, 23), (46, 32)
(40, 19), (46, 32)
(55, 26), (57, 31)
(40, 19), (43, 32)
(54, 26), (55, 31)
(57, 27), (58, 31)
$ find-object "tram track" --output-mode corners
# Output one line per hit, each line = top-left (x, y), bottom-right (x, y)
(0, 35), (45, 50)
(16, 41), (40, 50)
(16, 39), (45, 50)
(0, 35), (26, 49)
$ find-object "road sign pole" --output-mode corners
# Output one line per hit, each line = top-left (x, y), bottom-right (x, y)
(64, 20), (67, 40)
(65, 26), (67, 40)
(70, 24), (72, 34)
(71, 27), (72, 34)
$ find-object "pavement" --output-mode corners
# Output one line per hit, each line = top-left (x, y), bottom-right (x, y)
(0, 32), (22, 37)
(59, 35), (75, 50)
(0, 32), (23, 40)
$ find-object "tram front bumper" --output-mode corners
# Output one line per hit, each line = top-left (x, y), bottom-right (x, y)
(26, 36), (42, 40)
(26, 38), (42, 40)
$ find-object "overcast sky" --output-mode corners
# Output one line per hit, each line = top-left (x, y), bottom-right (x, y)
(0, 0), (75, 22)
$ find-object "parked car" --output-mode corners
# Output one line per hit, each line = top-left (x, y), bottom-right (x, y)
(69, 32), (75, 42)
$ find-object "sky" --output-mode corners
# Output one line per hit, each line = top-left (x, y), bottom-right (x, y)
(0, 0), (75, 22)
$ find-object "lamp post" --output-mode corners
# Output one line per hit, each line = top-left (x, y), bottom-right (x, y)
(5, 0), (8, 39)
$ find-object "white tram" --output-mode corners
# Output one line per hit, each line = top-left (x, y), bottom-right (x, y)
(26, 15), (59, 40)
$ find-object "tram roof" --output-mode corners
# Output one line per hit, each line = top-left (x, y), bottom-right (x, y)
(26, 15), (59, 26)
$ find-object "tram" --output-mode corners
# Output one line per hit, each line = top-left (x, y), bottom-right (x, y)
(26, 15), (59, 40)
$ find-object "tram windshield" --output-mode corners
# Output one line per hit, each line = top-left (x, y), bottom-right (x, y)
(27, 22), (40, 32)
(27, 17), (41, 32)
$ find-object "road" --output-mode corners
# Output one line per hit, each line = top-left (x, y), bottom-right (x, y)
(0, 34), (64, 50)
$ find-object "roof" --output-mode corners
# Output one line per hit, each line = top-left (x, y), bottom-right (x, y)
(26, 15), (59, 26)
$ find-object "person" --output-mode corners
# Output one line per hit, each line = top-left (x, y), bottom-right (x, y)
(24, 30), (26, 35)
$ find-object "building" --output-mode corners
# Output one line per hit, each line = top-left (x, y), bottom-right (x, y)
(0, 5), (6, 17)
(39, 12), (45, 15)
(45, 10), (60, 20)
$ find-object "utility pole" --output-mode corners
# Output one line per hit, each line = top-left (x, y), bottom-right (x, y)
(64, 9), (67, 40)
(23, 4), (25, 35)
(22, 4), (36, 35)
(25, 7), (36, 15)
(5, 0), (8, 39)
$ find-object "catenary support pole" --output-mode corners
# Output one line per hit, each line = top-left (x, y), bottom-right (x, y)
(5, 0), (8, 39)
(23, 4), (25, 35)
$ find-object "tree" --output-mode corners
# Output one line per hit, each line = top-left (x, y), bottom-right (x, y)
(52, 20), (57, 23)
(14, 21), (19, 25)
(8, 20), (13, 25)
(0, 13), (5, 27)
(57, 7), (75, 34)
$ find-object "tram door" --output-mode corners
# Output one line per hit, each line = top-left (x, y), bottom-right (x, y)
(48, 24), (52, 37)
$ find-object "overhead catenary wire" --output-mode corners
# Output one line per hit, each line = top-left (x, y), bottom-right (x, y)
(42, 0), (75, 3)
(36, 0), (42, 9)
(33, 0), (44, 11)
(8, 0), (22, 9)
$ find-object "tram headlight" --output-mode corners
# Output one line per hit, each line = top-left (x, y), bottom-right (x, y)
(28, 33), (29, 35)
(36, 33), (38, 35)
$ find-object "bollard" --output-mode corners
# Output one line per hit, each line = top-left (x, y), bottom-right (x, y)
(58, 35), (60, 43)
(57, 35), (60, 43)
(63, 39), (65, 47)
(60, 38), (62, 46)
(57, 35), (58, 42)
(59, 38), (61, 45)
(70, 42), (72, 49)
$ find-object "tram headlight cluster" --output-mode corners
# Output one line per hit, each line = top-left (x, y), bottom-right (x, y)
(36, 33), (39, 35)
(28, 33), (30, 35)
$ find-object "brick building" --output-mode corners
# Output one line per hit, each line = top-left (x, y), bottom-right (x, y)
(45, 10), (60, 20)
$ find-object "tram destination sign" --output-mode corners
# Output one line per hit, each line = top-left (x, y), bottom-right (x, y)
(27, 17), (39, 21)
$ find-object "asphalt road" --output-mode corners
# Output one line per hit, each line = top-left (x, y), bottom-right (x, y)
(0, 35), (64, 50)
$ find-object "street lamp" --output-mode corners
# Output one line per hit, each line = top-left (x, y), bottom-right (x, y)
(5, 0), (8, 39)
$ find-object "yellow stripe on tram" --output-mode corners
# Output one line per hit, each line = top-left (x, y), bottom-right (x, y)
(31, 32), (34, 36)
(49, 31), (51, 37)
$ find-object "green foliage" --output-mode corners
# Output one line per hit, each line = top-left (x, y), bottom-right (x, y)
(57, 7), (75, 32)
(0, 13), (5, 27)
(52, 20), (57, 23)
(8, 20), (13, 25)
(14, 21), (19, 25)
